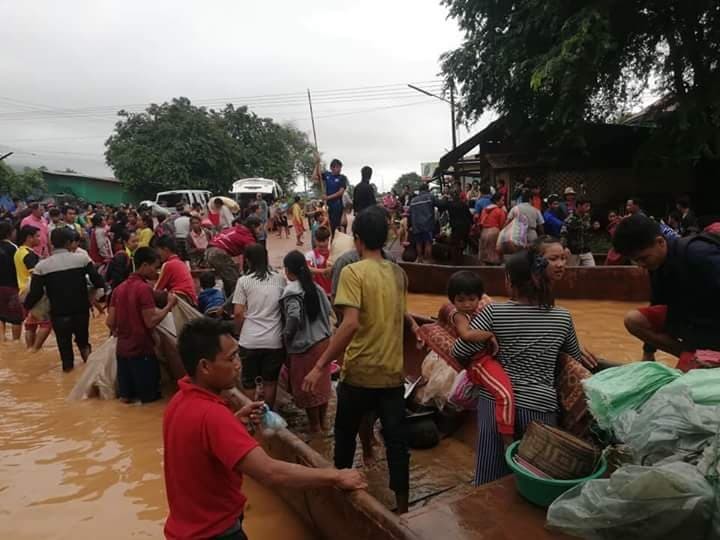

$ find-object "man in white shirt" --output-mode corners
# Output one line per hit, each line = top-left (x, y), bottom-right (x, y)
(172, 204), (192, 260)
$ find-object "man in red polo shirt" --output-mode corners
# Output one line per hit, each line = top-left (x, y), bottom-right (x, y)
(155, 236), (198, 306)
(107, 247), (177, 403)
(205, 216), (261, 295)
(165, 317), (366, 540)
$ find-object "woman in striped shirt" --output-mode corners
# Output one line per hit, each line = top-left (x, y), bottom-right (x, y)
(452, 248), (587, 485)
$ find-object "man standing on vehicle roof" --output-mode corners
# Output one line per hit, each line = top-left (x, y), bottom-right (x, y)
(315, 158), (348, 235)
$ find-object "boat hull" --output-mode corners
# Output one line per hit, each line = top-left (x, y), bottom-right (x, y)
(400, 262), (650, 301)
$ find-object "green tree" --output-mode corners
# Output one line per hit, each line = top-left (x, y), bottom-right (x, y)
(0, 163), (46, 199)
(441, 1), (720, 163)
(105, 98), (239, 199)
(392, 172), (423, 194)
(105, 98), (316, 199)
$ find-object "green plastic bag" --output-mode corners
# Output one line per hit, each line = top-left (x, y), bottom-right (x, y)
(583, 363), (682, 431)
(663, 369), (720, 406)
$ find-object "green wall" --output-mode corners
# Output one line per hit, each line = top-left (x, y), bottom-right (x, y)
(42, 172), (136, 205)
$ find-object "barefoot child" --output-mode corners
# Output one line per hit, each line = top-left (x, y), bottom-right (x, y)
(281, 250), (333, 433)
(447, 270), (515, 445)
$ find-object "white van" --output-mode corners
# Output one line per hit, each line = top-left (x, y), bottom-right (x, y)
(155, 190), (211, 209)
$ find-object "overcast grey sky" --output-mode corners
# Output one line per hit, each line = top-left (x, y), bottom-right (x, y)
(1, 0), (494, 192)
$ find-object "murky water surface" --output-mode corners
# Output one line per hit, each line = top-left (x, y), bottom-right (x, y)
(0, 274), (668, 538)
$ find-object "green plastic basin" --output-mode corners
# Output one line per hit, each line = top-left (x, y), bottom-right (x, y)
(504, 441), (607, 507)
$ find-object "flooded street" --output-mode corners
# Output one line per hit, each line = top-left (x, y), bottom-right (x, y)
(0, 234), (668, 539)
(0, 319), (314, 540)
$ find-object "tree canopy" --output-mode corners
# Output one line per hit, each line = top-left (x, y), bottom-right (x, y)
(105, 98), (315, 199)
(441, 1), (720, 163)
(392, 172), (423, 194)
(0, 163), (45, 199)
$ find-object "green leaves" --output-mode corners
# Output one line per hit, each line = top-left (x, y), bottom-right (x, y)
(441, 0), (720, 163)
(0, 163), (46, 199)
(392, 172), (423, 194)
(105, 98), (314, 199)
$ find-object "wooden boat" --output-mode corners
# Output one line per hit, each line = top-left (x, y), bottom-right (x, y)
(255, 321), (572, 540)
(400, 261), (650, 301)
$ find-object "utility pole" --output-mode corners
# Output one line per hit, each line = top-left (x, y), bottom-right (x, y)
(407, 83), (457, 150)
(449, 83), (457, 150)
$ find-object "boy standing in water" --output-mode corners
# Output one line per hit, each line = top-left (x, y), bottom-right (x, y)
(163, 317), (366, 540)
(303, 206), (418, 514)
(107, 247), (176, 403)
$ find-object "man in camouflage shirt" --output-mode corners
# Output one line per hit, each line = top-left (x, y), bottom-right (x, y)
(561, 198), (595, 266)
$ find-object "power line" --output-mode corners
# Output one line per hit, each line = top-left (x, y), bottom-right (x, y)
(0, 80), (445, 120)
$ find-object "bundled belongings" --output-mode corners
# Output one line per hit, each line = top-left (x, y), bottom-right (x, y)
(662, 368), (720, 407)
(546, 461), (716, 540)
(67, 298), (200, 400)
(547, 367), (720, 539)
(582, 362), (682, 431)
(614, 386), (720, 466)
(67, 337), (118, 400)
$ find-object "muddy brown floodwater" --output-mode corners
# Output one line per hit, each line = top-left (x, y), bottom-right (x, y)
(0, 318), (315, 540)
(0, 288), (671, 540)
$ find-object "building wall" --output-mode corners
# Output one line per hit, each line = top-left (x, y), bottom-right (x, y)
(43, 174), (134, 206)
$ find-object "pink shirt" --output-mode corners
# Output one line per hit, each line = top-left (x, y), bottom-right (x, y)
(20, 215), (48, 257)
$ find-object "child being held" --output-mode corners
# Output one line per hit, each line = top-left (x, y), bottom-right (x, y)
(447, 270), (515, 445)
(197, 272), (226, 316)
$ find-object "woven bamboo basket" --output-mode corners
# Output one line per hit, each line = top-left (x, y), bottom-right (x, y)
(517, 421), (601, 480)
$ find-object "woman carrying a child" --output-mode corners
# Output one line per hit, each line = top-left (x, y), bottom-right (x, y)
(452, 248), (591, 485)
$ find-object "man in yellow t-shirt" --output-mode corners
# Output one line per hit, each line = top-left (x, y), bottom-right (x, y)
(14, 225), (52, 350)
(303, 206), (419, 514)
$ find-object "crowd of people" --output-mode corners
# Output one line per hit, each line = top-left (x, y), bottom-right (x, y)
(1, 158), (718, 540)
(372, 176), (706, 269)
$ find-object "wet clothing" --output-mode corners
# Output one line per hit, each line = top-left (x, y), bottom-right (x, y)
(24, 248), (104, 318)
(111, 273), (157, 358)
(117, 354), (161, 403)
(334, 383), (409, 494)
(14, 244), (39, 293)
(163, 377), (258, 540)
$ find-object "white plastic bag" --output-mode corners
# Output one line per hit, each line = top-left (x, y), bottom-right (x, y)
(413, 351), (457, 410)
(614, 385), (720, 466)
(67, 337), (118, 400)
(546, 461), (716, 539)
